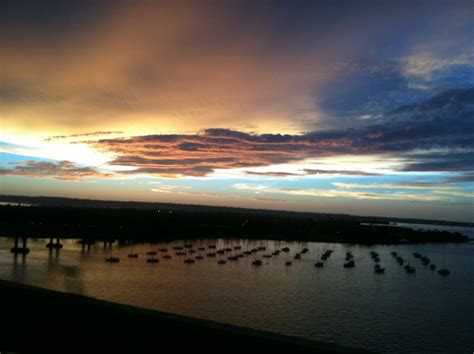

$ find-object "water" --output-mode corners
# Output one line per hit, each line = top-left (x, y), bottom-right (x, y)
(0, 237), (473, 353)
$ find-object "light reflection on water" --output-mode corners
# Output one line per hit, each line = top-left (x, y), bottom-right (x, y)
(0, 237), (473, 353)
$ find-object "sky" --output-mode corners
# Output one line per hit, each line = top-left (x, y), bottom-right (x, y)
(0, 0), (473, 222)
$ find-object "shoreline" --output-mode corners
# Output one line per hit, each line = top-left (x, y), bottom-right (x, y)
(0, 279), (368, 353)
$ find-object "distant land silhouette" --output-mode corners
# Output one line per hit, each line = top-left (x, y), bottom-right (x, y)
(0, 195), (470, 244)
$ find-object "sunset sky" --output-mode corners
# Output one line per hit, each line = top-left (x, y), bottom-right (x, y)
(1, 0), (473, 221)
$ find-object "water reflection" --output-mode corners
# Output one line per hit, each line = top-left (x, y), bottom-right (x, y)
(0, 237), (473, 353)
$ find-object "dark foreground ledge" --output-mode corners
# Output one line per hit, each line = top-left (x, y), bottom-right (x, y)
(0, 280), (369, 353)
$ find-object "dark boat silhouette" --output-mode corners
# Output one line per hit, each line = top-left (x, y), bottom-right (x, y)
(294, 253), (301, 259)
(195, 255), (204, 260)
(159, 248), (168, 252)
(430, 264), (436, 270)
(146, 251), (157, 256)
(343, 260), (355, 268)
(285, 261), (292, 266)
(252, 259), (263, 266)
(217, 259), (226, 264)
(163, 255), (172, 259)
(314, 262), (324, 268)
(46, 242), (63, 249)
(404, 265), (416, 273)
(105, 256), (120, 263)
(147, 258), (159, 263)
(374, 264), (385, 273)
(184, 258), (195, 264)
(127, 253), (138, 258)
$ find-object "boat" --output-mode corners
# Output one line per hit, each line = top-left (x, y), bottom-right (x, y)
(147, 258), (159, 263)
(285, 261), (292, 266)
(404, 265), (416, 273)
(252, 259), (263, 266)
(184, 258), (195, 264)
(206, 252), (216, 257)
(184, 244), (193, 248)
(163, 255), (172, 259)
(127, 253), (138, 258)
(343, 260), (355, 268)
(438, 269), (450, 276)
(314, 262), (324, 268)
(228, 255), (239, 261)
(281, 247), (290, 252)
(233, 246), (242, 250)
(159, 248), (168, 252)
(195, 255), (204, 260)
(208, 245), (216, 249)
(217, 259), (226, 264)
(262, 254), (272, 258)
(105, 256), (120, 263)
(294, 253), (301, 259)
(175, 251), (186, 256)
(374, 266), (385, 274)
(146, 251), (157, 256)
(46, 242), (63, 249)
(430, 264), (436, 271)
(198, 247), (206, 251)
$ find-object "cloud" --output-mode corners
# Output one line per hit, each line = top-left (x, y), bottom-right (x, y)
(232, 183), (449, 203)
(45, 131), (124, 142)
(333, 182), (474, 198)
(444, 173), (474, 183)
(85, 88), (474, 177)
(244, 171), (301, 177)
(0, 160), (111, 180)
(302, 169), (381, 176)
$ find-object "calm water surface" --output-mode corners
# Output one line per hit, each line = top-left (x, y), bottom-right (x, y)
(0, 237), (473, 353)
